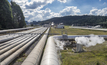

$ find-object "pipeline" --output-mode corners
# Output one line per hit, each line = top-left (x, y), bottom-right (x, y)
(0, 27), (43, 43)
(71, 26), (107, 31)
(0, 27), (47, 51)
(0, 36), (27, 49)
(40, 35), (107, 65)
(0, 35), (36, 54)
(0, 27), (33, 34)
(21, 28), (50, 65)
(1, 35), (40, 65)
(40, 36), (59, 65)
(0, 27), (43, 46)
(0, 35), (37, 61)
(0, 28), (47, 65)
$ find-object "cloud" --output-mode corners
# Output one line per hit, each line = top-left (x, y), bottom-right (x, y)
(89, 7), (107, 16)
(25, 0), (54, 9)
(26, 0), (54, 9)
(99, 0), (101, 1)
(25, 1), (46, 9)
(89, 8), (99, 15)
(98, 8), (107, 16)
(10, 0), (81, 22)
(60, 6), (81, 16)
(11, 0), (56, 22)
(24, 6), (80, 22)
(12, 0), (54, 9)
(58, 0), (67, 3)
(103, 2), (106, 5)
(24, 8), (59, 22)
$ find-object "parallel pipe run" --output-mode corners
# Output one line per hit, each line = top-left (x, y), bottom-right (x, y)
(0, 27), (33, 34)
(21, 28), (50, 65)
(0, 36), (26, 49)
(0, 27), (47, 54)
(1, 35), (40, 65)
(0, 28), (46, 65)
(40, 37), (59, 65)
(0, 27), (42, 43)
(0, 28), (47, 65)
(0, 27), (42, 46)
(0, 35), (34, 54)
(0, 35), (37, 61)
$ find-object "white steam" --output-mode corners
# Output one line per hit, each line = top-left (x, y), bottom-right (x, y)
(75, 34), (105, 47)
(55, 39), (65, 50)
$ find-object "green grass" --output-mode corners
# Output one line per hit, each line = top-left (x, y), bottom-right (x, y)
(49, 26), (107, 65)
(61, 41), (107, 65)
(49, 26), (107, 35)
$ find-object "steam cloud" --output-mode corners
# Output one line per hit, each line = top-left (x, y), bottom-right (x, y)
(55, 39), (65, 50)
(75, 34), (105, 47)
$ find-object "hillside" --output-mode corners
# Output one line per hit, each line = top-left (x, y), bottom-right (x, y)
(39, 15), (107, 28)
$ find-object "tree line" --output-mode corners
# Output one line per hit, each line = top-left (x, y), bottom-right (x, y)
(0, 0), (26, 29)
(39, 15), (107, 28)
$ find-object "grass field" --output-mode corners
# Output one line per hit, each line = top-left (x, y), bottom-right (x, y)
(49, 26), (107, 65)
(49, 26), (107, 35)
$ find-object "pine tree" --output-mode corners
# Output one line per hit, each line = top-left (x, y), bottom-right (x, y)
(11, 1), (26, 28)
(0, 0), (14, 29)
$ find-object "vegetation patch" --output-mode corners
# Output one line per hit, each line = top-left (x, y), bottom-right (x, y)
(49, 26), (107, 65)
(61, 41), (107, 65)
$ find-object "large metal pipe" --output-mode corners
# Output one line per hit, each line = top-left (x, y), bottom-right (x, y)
(0, 35), (37, 61)
(40, 35), (107, 65)
(53, 35), (107, 40)
(21, 28), (50, 65)
(71, 26), (107, 31)
(0, 28), (47, 65)
(0, 27), (42, 43)
(1, 35), (40, 65)
(40, 36), (59, 65)
(0, 35), (34, 54)
(0, 27), (44, 47)
(0, 27), (46, 50)
(0, 36), (26, 49)
(0, 27), (33, 34)
(0, 28), (46, 55)
(0, 27), (42, 46)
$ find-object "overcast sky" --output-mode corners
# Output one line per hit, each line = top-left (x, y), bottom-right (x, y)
(8, 0), (107, 22)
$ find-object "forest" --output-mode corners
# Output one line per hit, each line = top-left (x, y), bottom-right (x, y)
(0, 0), (26, 29)
(39, 15), (107, 28)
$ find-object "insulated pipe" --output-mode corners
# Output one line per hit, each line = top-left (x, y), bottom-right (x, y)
(0, 36), (18, 43)
(40, 35), (107, 65)
(0, 27), (33, 34)
(21, 28), (50, 65)
(0, 28), (47, 65)
(53, 35), (107, 40)
(0, 27), (46, 48)
(0, 35), (37, 61)
(0, 27), (42, 43)
(0, 36), (26, 49)
(0, 35), (34, 55)
(71, 27), (107, 31)
(40, 36), (59, 65)
(0, 27), (46, 55)
(1, 34), (40, 65)
(0, 36), (26, 47)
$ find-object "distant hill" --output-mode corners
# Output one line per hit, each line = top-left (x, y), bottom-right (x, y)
(39, 15), (107, 28)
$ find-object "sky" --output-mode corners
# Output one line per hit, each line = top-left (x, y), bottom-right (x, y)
(8, 0), (107, 22)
